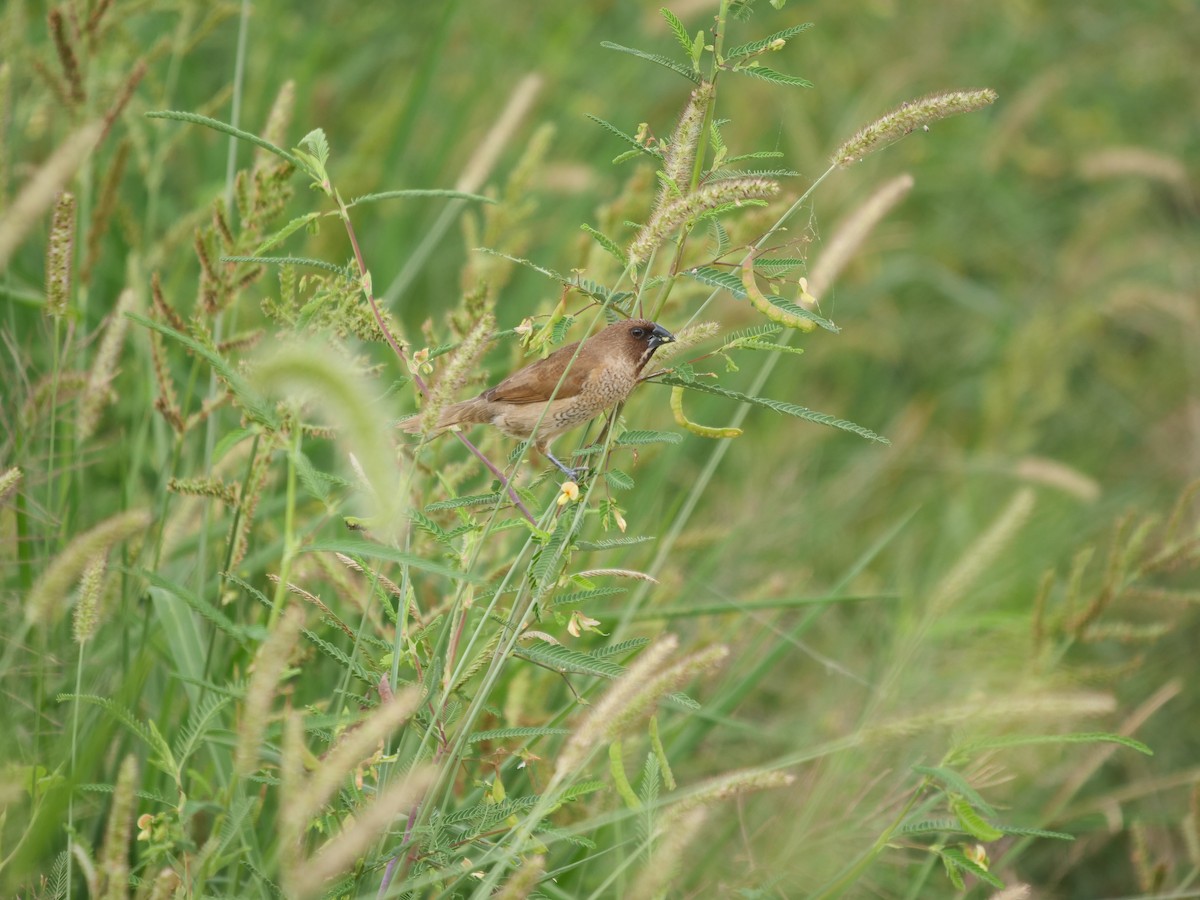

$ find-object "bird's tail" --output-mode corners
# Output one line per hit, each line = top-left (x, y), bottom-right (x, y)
(398, 397), (489, 437)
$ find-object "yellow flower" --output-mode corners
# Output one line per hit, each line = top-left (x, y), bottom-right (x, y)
(963, 843), (989, 868)
(557, 480), (580, 507)
(567, 611), (603, 637)
(408, 347), (433, 376)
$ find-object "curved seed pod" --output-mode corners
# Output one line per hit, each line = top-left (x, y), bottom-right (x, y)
(741, 256), (816, 333)
(670, 386), (742, 439)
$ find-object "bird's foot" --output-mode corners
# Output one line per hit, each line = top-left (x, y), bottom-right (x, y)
(547, 453), (582, 481)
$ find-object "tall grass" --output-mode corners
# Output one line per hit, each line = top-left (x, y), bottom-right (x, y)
(2, 1), (1197, 897)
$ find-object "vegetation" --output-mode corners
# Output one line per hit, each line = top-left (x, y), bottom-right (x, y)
(2, 1), (1196, 897)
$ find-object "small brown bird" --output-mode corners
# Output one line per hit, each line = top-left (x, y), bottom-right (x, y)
(401, 319), (675, 476)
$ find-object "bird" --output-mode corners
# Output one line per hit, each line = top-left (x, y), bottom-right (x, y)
(400, 319), (675, 477)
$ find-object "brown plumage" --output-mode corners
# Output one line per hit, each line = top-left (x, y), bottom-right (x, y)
(401, 319), (675, 475)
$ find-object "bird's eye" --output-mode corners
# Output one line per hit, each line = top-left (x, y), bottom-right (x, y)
(631, 327), (646, 339)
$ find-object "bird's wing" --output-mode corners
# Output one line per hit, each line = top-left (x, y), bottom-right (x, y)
(483, 341), (590, 404)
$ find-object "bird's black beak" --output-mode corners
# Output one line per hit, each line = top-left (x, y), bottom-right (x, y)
(648, 323), (675, 350)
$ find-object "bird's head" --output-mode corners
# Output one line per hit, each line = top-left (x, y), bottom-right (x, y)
(610, 319), (675, 370)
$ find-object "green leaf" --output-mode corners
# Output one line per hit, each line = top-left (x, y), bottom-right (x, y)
(940, 848), (1005, 889)
(721, 323), (783, 344)
(146, 110), (302, 168)
(516, 642), (627, 679)
(638, 753), (661, 828)
(899, 817), (1075, 842)
(951, 796), (1004, 842)
(605, 468), (635, 491)
(589, 637), (651, 658)
(304, 628), (376, 683)
(294, 451), (346, 505)
(942, 852), (965, 890)
(661, 8), (693, 57)
(571, 276), (619, 306)
(710, 218), (730, 256)
(347, 188), (496, 207)
(690, 29), (706, 68)
(733, 339), (807, 356)
(443, 797), (539, 828)
(173, 696), (232, 771)
(212, 427), (256, 465)
(656, 375), (889, 444)
(562, 779), (607, 801)
(531, 517), (574, 592)
(61, 695), (179, 781)
(251, 212), (322, 256)
(586, 114), (663, 160)
(695, 198), (769, 222)
(733, 64), (814, 89)
(725, 23), (814, 60)
(221, 255), (351, 277)
(685, 265), (746, 297)
(709, 121), (728, 170)
(764, 295), (840, 332)
(753, 257), (808, 273)
(616, 429), (683, 446)
(999, 824), (1075, 840)
(576, 536), (655, 551)
(467, 726), (572, 744)
(304, 538), (485, 582)
(410, 509), (447, 541)
(726, 150), (785, 163)
(552, 587), (629, 607)
(665, 691), (701, 710)
(613, 148), (647, 165)
(913, 765), (997, 817)
(424, 492), (504, 512)
(600, 41), (703, 84)
(298, 128), (330, 166)
(581, 223), (627, 267)
(896, 817), (962, 836)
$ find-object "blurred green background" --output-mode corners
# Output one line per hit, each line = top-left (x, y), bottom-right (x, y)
(3, 0), (1198, 895)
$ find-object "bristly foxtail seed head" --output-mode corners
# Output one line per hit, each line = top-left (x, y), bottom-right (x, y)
(235, 605), (306, 777)
(629, 177), (780, 267)
(45, 191), (76, 318)
(661, 81), (714, 201)
(258, 80), (297, 170)
(72, 553), (107, 644)
(26, 509), (152, 626)
(420, 312), (494, 435)
(78, 287), (136, 441)
(628, 807), (708, 900)
(832, 88), (998, 168)
(99, 755), (139, 894)
(654, 321), (721, 363)
(606, 644), (729, 744)
(0, 467), (21, 504)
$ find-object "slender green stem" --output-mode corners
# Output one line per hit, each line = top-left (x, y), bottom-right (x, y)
(197, 0), (251, 617)
(268, 422), (300, 627)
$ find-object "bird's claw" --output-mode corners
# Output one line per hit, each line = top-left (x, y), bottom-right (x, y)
(547, 453), (582, 481)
